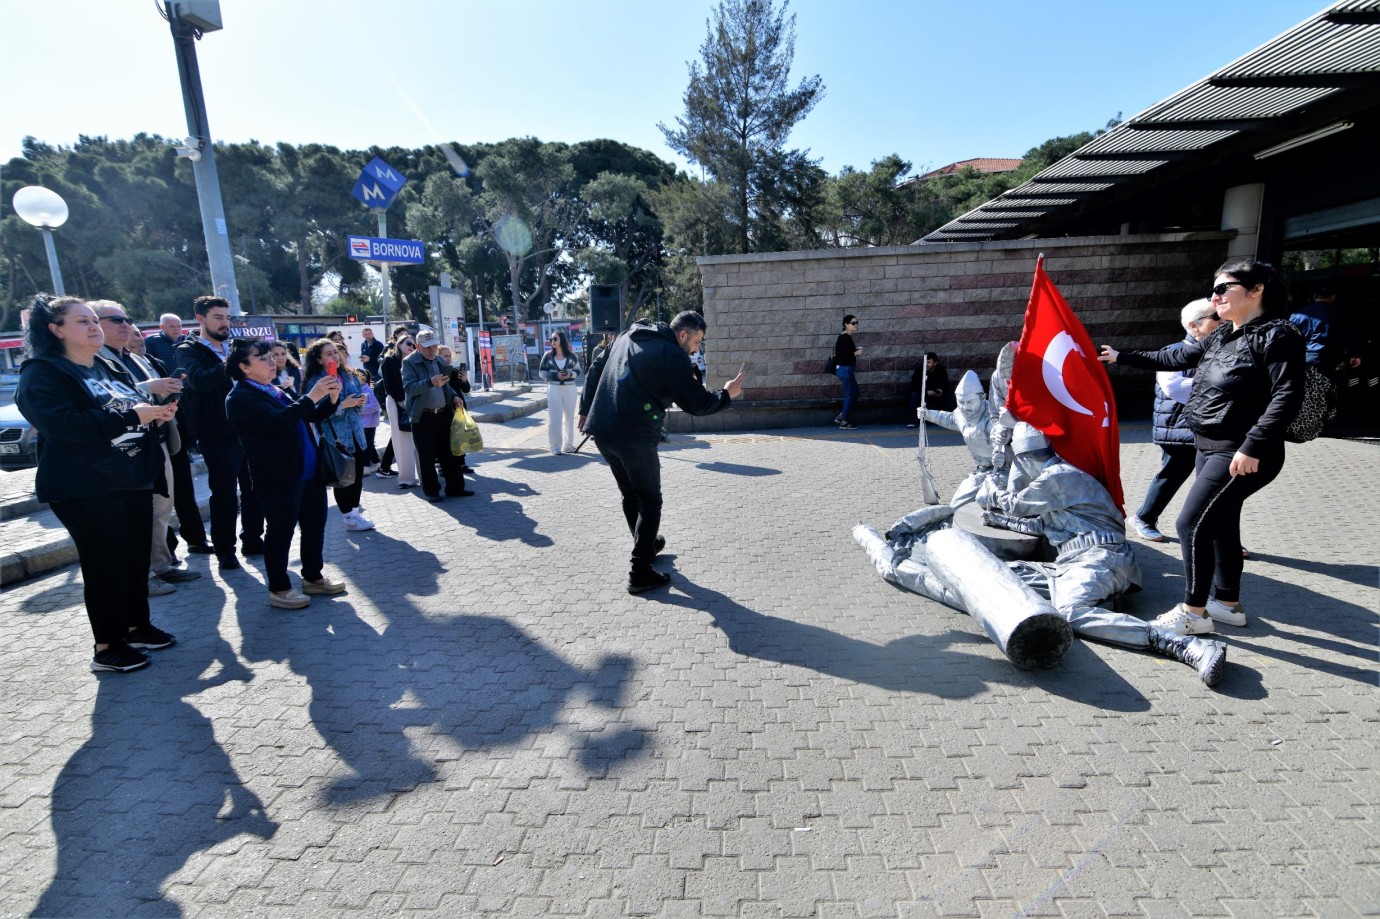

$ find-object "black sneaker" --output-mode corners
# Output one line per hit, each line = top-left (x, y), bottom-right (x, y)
(157, 568), (202, 584)
(91, 644), (150, 673)
(126, 625), (176, 650)
(185, 543), (215, 555)
(218, 553), (241, 571)
(654, 535), (666, 555)
(627, 569), (672, 595)
(242, 540), (265, 557)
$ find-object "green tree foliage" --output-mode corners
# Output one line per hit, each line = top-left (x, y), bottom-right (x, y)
(2, 135), (682, 330)
(660, 0), (824, 255)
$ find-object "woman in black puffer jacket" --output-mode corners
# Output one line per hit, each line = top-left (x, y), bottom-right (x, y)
(1100, 259), (1305, 638)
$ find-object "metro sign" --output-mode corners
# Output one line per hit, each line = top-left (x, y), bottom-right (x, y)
(351, 157), (406, 209)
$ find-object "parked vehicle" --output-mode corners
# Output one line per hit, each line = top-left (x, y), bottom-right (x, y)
(0, 402), (37, 468)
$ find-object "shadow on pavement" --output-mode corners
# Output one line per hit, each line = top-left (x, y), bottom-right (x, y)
(653, 573), (1147, 709)
(235, 531), (646, 806)
(35, 582), (272, 918)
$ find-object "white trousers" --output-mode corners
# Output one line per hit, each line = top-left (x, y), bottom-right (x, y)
(547, 384), (579, 452)
(386, 396), (419, 485)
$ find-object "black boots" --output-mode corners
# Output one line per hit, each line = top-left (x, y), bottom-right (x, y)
(1148, 627), (1227, 686)
(628, 568), (671, 595)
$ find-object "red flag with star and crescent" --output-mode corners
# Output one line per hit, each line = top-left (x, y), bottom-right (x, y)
(1005, 256), (1124, 513)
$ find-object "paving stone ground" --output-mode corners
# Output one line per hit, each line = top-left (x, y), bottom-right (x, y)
(1, 414), (1376, 918)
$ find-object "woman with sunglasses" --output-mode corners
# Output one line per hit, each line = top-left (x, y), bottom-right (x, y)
(1099, 259), (1305, 637)
(539, 329), (582, 454)
(833, 314), (862, 430)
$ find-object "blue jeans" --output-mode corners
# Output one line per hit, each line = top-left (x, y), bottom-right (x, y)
(836, 366), (860, 422)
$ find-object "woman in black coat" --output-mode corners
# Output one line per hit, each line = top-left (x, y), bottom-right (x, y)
(1100, 259), (1305, 637)
(15, 296), (180, 673)
(224, 338), (346, 610)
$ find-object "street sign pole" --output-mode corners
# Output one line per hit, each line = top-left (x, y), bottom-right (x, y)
(375, 208), (391, 330)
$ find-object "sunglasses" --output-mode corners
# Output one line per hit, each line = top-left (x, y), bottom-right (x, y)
(101, 316), (133, 325)
(1211, 281), (1244, 297)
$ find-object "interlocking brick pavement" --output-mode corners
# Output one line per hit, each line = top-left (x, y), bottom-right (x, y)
(0, 417), (1376, 918)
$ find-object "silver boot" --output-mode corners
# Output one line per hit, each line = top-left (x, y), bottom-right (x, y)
(1148, 627), (1227, 687)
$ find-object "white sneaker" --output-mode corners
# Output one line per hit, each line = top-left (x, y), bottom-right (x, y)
(1206, 598), (1247, 627)
(1152, 604), (1215, 636)
(341, 510), (375, 531)
(1130, 516), (1165, 542)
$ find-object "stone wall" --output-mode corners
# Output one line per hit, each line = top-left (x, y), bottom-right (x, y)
(686, 232), (1232, 431)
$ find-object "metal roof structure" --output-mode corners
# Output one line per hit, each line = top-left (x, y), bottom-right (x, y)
(924, 1), (1380, 243)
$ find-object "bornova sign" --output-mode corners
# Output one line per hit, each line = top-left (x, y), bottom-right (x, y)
(347, 235), (426, 265)
(351, 156), (406, 209)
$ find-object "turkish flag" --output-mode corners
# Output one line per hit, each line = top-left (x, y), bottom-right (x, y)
(1006, 257), (1124, 513)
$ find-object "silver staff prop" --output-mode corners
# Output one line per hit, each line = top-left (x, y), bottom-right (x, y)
(916, 359), (941, 505)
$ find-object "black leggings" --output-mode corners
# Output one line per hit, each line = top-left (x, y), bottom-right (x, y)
(50, 491), (154, 645)
(1175, 446), (1284, 606)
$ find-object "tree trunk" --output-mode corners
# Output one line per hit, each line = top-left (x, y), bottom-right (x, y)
(297, 237), (312, 314)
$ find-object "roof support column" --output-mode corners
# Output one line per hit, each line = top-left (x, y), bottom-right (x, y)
(1221, 183), (1265, 259)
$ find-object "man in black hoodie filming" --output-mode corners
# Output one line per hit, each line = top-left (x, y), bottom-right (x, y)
(579, 311), (744, 594)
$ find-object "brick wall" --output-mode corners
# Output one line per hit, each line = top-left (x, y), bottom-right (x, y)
(692, 232), (1232, 429)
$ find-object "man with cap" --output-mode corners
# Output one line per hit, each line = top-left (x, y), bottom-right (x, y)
(401, 329), (471, 502)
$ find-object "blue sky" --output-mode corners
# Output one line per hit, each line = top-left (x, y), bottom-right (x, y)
(2, 0), (1321, 178)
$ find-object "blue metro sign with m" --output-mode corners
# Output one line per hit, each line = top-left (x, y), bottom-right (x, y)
(351, 157), (407, 209)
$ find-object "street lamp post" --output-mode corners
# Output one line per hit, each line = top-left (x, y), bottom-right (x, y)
(12, 186), (69, 295)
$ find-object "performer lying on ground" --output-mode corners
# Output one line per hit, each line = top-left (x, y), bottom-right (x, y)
(855, 423), (1228, 686)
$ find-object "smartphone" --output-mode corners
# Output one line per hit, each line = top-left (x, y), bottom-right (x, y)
(326, 358), (338, 377)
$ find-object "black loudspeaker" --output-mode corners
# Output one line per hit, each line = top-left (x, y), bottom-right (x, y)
(589, 284), (622, 333)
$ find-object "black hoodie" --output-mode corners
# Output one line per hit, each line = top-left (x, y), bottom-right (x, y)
(580, 321), (731, 443)
(15, 353), (163, 503)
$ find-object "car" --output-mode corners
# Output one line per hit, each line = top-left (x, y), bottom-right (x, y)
(0, 402), (37, 469)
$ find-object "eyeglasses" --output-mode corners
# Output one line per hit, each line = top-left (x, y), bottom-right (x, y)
(100, 316), (133, 325)
(847, 321), (858, 326)
(1211, 281), (1244, 297)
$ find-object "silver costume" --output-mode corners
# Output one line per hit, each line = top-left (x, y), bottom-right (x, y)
(854, 423), (1228, 686)
(922, 371), (994, 508)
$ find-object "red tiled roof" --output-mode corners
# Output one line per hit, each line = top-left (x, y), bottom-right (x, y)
(919, 158), (1023, 179)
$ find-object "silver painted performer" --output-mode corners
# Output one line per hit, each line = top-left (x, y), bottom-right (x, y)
(921, 371), (994, 508)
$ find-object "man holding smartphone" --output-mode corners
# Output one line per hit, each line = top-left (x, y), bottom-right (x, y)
(401, 330), (472, 502)
(94, 301), (202, 594)
(579, 310), (744, 594)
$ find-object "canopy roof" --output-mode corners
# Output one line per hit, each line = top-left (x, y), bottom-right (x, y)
(924, 1), (1380, 243)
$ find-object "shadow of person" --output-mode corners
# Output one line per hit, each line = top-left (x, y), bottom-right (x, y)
(234, 532), (646, 806)
(34, 617), (273, 918)
(454, 494), (554, 547)
(651, 573), (991, 699)
(655, 573), (1149, 709)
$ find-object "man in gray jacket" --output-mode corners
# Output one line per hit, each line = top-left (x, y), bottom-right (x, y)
(579, 311), (743, 594)
(402, 330), (471, 502)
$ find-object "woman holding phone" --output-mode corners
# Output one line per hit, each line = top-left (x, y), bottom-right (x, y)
(303, 338), (373, 531)
(226, 338), (347, 609)
(539, 330), (582, 454)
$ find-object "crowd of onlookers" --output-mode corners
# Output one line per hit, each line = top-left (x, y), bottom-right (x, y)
(14, 294), (483, 673)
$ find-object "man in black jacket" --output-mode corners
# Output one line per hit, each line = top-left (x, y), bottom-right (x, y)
(578, 311), (743, 594)
(177, 296), (263, 570)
